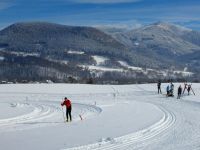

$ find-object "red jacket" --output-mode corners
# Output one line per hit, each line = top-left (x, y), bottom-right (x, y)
(61, 99), (71, 108)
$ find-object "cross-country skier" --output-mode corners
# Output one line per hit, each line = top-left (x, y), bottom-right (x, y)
(177, 85), (182, 99)
(182, 82), (188, 94)
(170, 82), (174, 96)
(61, 97), (72, 122)
(157, 80), (162, 94)
(166, 84), (170, 97)
(187, 84), (191, 95)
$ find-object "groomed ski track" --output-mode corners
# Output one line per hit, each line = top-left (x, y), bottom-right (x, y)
(63, 84), (200, 150)
(63, 84), (176, 150)
(0, 101), (101, 132)
(63, 105), (175, 150)
(0, 83), (200, 150)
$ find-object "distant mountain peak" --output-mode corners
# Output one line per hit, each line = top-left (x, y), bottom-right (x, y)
(153, 21), (169, 26)
(147, 21), (192, 32)
(2, 21), (96, 33)
(7, 21), (63, 28)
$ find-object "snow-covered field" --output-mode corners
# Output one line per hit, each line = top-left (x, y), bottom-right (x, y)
(0, 83), (200, 150)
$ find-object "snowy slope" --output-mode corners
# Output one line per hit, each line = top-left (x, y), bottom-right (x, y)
(92, 55), (108, 65)
(0, 83), (200, 150)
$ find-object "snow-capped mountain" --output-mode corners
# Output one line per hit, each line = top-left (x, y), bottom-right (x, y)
(109, 22), (200, 56)
(103, 22), (200, 76)
(0, 22), (199, 83)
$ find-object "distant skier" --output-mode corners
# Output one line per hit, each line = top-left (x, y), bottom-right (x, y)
(177, 85), (182, 99)
(187, 84), (191, 95)
(170, 82), (174, 96)
(157, 80), (162, 94)
(182, 82), (188, 94)
(61, 97), (72, 122)
(166, 84), (170, 97)
(166, 82), (174, 97)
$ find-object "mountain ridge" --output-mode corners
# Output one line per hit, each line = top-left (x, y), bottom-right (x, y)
(0, 21), (199, 83)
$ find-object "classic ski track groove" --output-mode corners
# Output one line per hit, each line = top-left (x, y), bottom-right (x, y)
(63, 104), (176, 150)
(0, 102), (58, 127)
(0, 102), (101, 131)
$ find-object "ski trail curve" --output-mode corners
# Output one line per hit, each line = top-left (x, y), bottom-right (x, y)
(0, 101), (102, 132)
(0, 102), (60, 131)
(62, 103), (175, 150)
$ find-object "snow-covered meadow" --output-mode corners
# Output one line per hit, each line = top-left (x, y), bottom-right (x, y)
(0, 83), (200, 150)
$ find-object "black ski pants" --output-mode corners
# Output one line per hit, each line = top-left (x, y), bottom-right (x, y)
(177, 92), (181, 99)
(66, 106), (72, 121)
(158, 87), (162, 94)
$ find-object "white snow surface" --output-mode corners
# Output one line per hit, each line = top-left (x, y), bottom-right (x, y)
(8, 51), (40, 57)
(173, 70), (194, 77)
(92, 55), (108, 65)
(80, 65), (124, 72)
(0, 83), (200, 150)
(0, 56), (4, 61)
(68, 51), (85, 55)
(118, 61), (143, 71)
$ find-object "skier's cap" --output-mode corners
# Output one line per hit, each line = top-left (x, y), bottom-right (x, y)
(65, 97), (67, 99)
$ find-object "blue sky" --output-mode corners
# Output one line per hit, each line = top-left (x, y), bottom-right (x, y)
(0, 0), (200, 30)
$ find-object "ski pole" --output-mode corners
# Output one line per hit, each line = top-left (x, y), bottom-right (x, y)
(61, 106), (65, 122)
(191, 87), (195, 95)
(79, 114), (83, 121)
